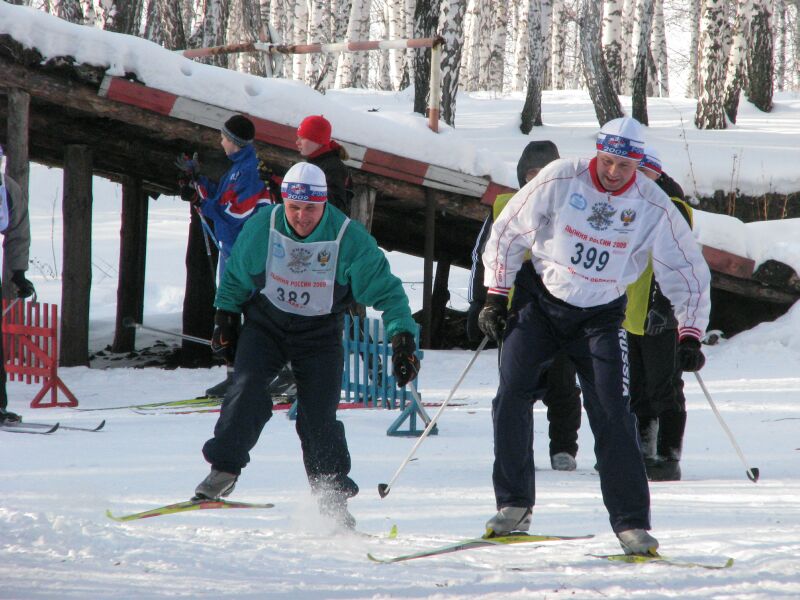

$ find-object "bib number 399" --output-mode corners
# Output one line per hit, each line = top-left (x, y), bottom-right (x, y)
(276, 287), (311, 306)
(571, 242), (609, 272)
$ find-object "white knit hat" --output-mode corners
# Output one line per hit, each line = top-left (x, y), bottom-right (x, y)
(280, 162), (328, 203)
(596, 117), (645, 160)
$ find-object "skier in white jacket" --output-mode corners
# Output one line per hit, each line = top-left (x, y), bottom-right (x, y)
(479, 117), (710, 556)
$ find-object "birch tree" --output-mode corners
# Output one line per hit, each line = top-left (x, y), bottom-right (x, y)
(53, 0), (83, 22)
(602, 0), (624, 92)
(387, 0), (408, 89)
(413, 0), (439, 114)
(539, 0), (553, 89)
(98, 0), (144, 34)
(695, 0), (728, 129)
(335, 0), (372, 88)
(652, 0), (669, 96)
(305, 0), (333, 88)
(579, 0), (623, 125)
(291, 0), (309, 81)
(521, 0), (545, 132)
(620, 0), (636, 92)
(145, 0), (186, 50)
(478, 1), (508, 91)
(550, 0), (567, 89)
(632, 0), (655, 124)
(438, 0), (467, 126)
(461, 0), (485, 91)
(513, 0), (531, 91)
(746, 0), (773, 111)
(774, 0), (786, 91)
(687, 0), (702, 97)
(188, 0), (229, 67)
(723, 0), (752, 123)
(227, 0), (265, 76)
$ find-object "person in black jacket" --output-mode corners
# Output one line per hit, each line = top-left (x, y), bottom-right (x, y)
(0, 146), (36, 424)
(296, 115), (351, 215)
(468, 141), (582, 472)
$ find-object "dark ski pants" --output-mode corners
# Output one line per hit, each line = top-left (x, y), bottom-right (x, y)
(541, 352), (581, 458)
(202, 314), (357, 497)
(492, 271), (650, 533)
(628, 329), (686, 419)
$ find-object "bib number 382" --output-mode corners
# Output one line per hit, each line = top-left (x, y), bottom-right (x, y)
(276, 287), (311, 306)
(570, 242), (609, 272)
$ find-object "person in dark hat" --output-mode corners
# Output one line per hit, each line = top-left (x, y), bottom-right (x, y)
(625, 147), (694, 482)
(467, 141), (582, 472)
(0, 145), (36, 424)
(296, 115), (351, 214)
(193, 162), (419, 530)
(176, 114), (272, 398)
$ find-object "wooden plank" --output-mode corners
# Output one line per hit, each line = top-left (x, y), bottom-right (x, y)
(362, 148), (429, 184)
(711, 271), (799, 304)
(702, 245), (755, 279)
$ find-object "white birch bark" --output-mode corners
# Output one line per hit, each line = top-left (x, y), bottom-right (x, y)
(651, 0), (669, 96)
(602, 0), (624, 92)
(485, 0), (508, 91)
(687, 0), (702, 97)
(775, 0), (786, 91)
(334, 0), (372, 88)
(513, 0), (530, 91)
(631, 0), (654, 123)
(461, 0), (484, 91)
(305, 0), (333, 88)
(387, 0), (406, 89)
(620, 0), (636, 93)
(723, 0), (752, 121)
(227, 0), (265, 76)
(146, 0), (186, 50)
(539, 0), (552, 89)
(695, 0), (728, 129)
(438, 0), (468, 125)
(550, 0), (567, 89)
(746, 0), (773, 111)
(291, 0), (309, 81)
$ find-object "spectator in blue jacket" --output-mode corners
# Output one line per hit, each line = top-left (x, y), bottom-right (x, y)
(177, 115), (272, 397)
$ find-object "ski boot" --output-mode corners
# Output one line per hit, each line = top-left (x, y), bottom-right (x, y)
(485, 506), (532, 537)
(550, 452), (577, 471)
(617, 528), (659, 555)
(0, 408), (22, 424)
(205, 368), (235, 398)
(194, 469), (238, 500)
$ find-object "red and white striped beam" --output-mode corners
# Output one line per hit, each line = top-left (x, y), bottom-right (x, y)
(97, 75), (511, 205)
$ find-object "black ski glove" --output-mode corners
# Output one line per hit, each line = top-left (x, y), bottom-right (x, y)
(211, 310), (240, 365)
(11, 270), (35, 298)
(391, 331), (420, 388)
(677, 337), (705, 372)
(478, 294), (508, 342)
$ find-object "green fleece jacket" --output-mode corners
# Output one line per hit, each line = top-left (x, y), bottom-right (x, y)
(215, 203), (416, 340)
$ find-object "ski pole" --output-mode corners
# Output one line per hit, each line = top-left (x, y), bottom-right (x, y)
(2, 297), (21, 317)
(378, 335), (489, 498)
(123, 317), (211, 346)
(694, 371), (759, 483)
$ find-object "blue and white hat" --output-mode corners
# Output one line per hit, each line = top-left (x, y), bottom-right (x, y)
(639, 146), (662, 175)
(596, 117), (645, 160)
(280, 162), (328, 203)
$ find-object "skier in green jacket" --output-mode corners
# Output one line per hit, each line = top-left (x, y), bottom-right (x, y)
(194, 162), (419, 529)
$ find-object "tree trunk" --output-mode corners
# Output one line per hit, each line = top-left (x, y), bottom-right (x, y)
(461, 0), (484, 91)
(723, 0), (752, 124)
(227, 0), (266, 76)
(305, 0), (333, 88)
(291, 0), (310, 81)
(746, 0), (774, 111)
(550, 0), (567, 89)
(145, 0), (187, 50)
(695, 0), (728, 129)
(652, 0), (669, 96)
(579, 0), (623, 125)
(513, 0), (530, 91)
(539, 0), (552, 89)
(388, 0), (408, 89)
(54, 0), (83, 23)
(602, 0), (624, 92)
(774, 0), (786, 92)
(439, 0), (468, 126)
(632, 0), (655, 125)
(521, 0), (544, 132)
(188, 0), (229, 68)
(413, 0), (439, 115)
(620, 0), (636, 93)
(100, 0), (144, 34)
(483, 1), (508, 91)
(335, 0), (370, 88)
(687, 0), (702, 97)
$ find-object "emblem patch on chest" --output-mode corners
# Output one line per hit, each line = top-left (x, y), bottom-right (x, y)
(620, 208), (637, 226)
(587, 202), (616, 231)
(288, 248), (312, 273)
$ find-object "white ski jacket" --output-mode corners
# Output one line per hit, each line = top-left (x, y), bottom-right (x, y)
(483, 157), (710, 341)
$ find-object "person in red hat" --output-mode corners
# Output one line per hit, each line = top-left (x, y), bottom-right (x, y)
(296, 115), (351, 215)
